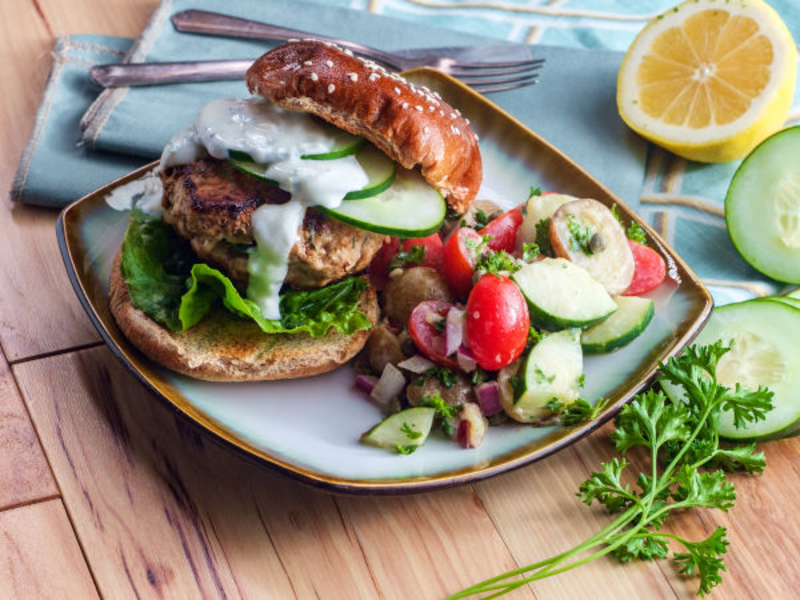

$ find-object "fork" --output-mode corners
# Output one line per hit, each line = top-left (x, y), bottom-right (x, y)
(169, 9), (544, 93)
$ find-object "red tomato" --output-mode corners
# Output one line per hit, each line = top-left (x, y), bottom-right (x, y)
(401, 234), (444, 271)
(368, 234), (444, 290)
(479, 208), (523, 253)
(623, 240), (667, 296)
(369, 237), (400, 290)
(408, 301), (459, 369)
(443, 228), (482, 298)
(465, 275), (529, 370)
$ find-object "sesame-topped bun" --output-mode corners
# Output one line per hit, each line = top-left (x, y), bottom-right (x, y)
(245, 40), (482, 214)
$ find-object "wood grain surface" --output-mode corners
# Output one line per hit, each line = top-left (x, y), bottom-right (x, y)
(2, 0), (800, 598)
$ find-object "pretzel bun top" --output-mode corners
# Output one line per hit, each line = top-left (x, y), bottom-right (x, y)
(245, 40), (482, 214)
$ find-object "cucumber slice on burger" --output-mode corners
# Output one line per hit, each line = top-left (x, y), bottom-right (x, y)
(320, 167), (446, 238)
(344, 145), (396, 200)
(230, 144), (395, 201)
(302, 130), (366, 160)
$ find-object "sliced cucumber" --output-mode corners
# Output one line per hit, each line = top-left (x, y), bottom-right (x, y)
(344, 145), (396, 200)
(789, 289), (800, 301)
(302, 131), (366, 160)
(321, 167), (446, 237)
(726, 126), (800, 283)
(767, 295), (800, 311)
(502, 329), (583, 423)
(661, 299), (800, 441)
(360, 407), (436, 452)
(512, 258), (617, 330)
(230, 144), (396, 202)
(581, 296), (654, 354)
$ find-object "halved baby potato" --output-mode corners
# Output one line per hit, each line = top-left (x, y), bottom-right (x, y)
(549, 199), (635, 296)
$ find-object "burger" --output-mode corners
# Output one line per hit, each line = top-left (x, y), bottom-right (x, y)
(109, 40), (482, 381)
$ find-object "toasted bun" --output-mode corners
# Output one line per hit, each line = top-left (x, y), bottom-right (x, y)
(109, 253), (378, 382)
(246, 41), (482, 214)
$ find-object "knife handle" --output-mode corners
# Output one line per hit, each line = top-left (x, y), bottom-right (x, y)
(89, 60), (252, 88)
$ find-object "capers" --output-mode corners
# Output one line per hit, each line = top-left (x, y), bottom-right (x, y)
(588, 232), (606, 253)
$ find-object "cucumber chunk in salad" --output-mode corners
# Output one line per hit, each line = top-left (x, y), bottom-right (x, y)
(500, 329), (584, 423)
(726, 126), (800, 283)
(360, 407), (436, 452)
(512, 258), (617, 330)
(581, 296), (654, 354)
(661, 299), (800, 441)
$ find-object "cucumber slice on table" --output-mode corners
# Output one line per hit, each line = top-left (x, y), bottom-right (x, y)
(503, 329), (584, 423)
(321, 167), (446, 237)
(726, 126), (800, 283)
(512, 258), (617, 330)
(767, 295), (800, 310)
(230, 144), (396, 201)
(581, 296), (654, 353)
(661, 299), (800, 441)
(789, 289), (800, 301)
(361, 407), (436, 452)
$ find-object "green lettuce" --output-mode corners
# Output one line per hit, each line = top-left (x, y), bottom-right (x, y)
(120, 211), (372, 337)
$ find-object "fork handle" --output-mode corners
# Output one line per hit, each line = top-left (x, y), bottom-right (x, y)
(171, 10), (397, 68)
(89, 60), (252, 87)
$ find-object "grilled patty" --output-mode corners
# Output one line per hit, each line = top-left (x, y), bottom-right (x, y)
(161, 159), (386, 289)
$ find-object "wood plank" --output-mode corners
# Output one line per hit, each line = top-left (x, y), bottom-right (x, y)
(37, 0), (157, 36)
(0, 347), (58, 510)
(0, 498), (98, 599)
(338, 489), (531, 599)
(13, 346), (381, 598)
(14, 345), (530, 599)
(0, 0), (101, 361)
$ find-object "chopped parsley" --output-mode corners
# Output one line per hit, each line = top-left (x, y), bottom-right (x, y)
(532, 364), (555, 384)
(419, 391), (460, 437)
(535, 217), (554, 257)
(566, 213), (595, 255)
(475, 249), (521, 277)
(400, 422), (423, 440)
(627, 221), (647, 245)
(529, 186), (542, 198)
(509, 374), (526, 402)
(522, 242), (540, 262)
(546, 397), (610, 426)
(473, 208), (490, 228)
(395, 443), (418, 455)
(388, 244), (426, 270)
(471, 366), (489, 386)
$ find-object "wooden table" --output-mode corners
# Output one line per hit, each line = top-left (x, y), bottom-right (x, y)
(2, 1), (799, 597)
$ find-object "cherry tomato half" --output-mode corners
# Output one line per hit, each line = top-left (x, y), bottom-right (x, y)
(368, 234), (444, 290)
(479, 208), (523, 253)
(465, 275), (529, 370)
(408, 301), (459, 369)
(443, 228), (482, 298)
(622, 240), (666, 296)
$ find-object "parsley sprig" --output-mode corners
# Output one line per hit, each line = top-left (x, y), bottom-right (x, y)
(448, 342), (773, 598)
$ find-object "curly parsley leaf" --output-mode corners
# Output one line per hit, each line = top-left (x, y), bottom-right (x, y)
(673, 528), (729, 597)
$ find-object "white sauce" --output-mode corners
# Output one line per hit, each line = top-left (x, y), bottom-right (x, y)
(105, 172), (164, 217)
(160, 97), (369, 320)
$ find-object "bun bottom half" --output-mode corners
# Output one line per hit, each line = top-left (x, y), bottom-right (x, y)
(108, 253), (378, 382)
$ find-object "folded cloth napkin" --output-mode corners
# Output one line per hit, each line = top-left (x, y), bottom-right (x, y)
(12, 0), (800, 304)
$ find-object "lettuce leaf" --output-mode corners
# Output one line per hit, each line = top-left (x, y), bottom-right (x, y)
(121, 211), (371, 337)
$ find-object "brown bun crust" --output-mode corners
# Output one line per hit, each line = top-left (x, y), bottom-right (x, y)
(109, 253), (378, 382)
(246, 41), (482, 214)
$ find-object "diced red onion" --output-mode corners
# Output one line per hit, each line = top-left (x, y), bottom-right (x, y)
(398, 354), (436, 374)
(475, 381), (503, 416)
(354, 374), (378, 395)
(370, 363), (406, 406)
(456, 346), (477, 373)
(386, 320), (402, 335)
(445, 307), (465, 357)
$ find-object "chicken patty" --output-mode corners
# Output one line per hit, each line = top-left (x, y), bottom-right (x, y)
(161, 159), (386, 289)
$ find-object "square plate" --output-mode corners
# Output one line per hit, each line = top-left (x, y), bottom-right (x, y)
(57, 68), (712, 494)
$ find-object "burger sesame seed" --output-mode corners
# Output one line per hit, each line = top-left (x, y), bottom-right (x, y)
(288, 38), (299, 42)
(424, 126), (429, 134)
(456, 109), (461, 116)
(402, 102), (409, 109)
(450, 113), (457, 119)
(439, 110), (445, 117)
(475, 134), (480, 141)
(310, 72), (319, 81)
(279, 80), (286, 85)
(369, 73), (380, 81)
(454, 127), (460, 135)
(325, 60), (333, 67)
(349, 72), (358, 82)
(415, 105), (423, 112)
(428, 106), (435, 112)
(343, 48), (353, 56)
(304, 60), (313, 66)
(465, 118), (470, 124)
(394, 87), (401, 95)
(328, 84), (336, 93)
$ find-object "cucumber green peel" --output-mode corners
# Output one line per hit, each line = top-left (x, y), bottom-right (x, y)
(449, 342), (773, 599)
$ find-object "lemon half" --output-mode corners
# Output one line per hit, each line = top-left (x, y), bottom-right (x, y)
(617, 0), (797, 163)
